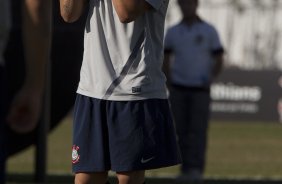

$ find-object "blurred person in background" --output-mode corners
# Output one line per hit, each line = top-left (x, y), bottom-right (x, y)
(0, 0), (52, 183)
(164, 0), (224, 182)
(59, 0), (181, 184)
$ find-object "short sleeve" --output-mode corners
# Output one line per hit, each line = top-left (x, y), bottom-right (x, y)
(164, 28), (174, 53)
(209, 26), (224, 54)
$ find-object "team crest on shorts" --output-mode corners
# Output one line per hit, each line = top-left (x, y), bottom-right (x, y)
(72, 145), (80, 164)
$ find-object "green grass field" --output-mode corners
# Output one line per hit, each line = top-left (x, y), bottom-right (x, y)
(7, 116), (282, 181)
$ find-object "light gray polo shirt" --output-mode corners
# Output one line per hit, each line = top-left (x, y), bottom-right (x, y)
(0, 0), (11, 66)
(77, 0), (169, 101)
(165, 21), (223, 87)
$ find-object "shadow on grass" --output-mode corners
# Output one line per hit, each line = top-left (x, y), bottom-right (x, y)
(7, 174), (282, 184)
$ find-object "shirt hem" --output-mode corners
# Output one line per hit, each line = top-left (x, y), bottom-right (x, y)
(76, 88), (168, 101)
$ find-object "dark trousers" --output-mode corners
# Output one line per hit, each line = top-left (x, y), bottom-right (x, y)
(0, 66), (7, 184)
(169, 85), (210, 173)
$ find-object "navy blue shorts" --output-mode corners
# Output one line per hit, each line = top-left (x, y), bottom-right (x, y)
(72, 94), (181, 173)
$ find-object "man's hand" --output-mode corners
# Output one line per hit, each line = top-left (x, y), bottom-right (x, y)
(6, 86), (42, 133)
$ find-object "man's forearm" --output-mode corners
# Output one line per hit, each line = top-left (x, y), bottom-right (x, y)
(112, 0), (151, 23)
(59, 0), (87, 23)
(22, 0), (52, 92)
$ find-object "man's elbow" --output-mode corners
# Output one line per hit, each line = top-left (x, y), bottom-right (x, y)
(117, 14), (136, 23)
(119, 18), (134, 24)
(116, 10), (141, 23)
(60, 12), (79, 23)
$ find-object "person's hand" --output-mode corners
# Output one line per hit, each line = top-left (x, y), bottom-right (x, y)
(6, 85), (43, 134)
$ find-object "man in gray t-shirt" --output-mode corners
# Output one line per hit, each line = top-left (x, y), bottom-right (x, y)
(59, 0), (181, 183)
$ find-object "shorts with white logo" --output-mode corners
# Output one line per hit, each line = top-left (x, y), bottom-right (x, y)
(72, 94), (182, 173)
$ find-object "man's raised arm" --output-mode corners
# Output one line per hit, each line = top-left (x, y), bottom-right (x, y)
(7, 0), (52, 133)
(59, 0), (88, 23)
(112, 0), (152, 23)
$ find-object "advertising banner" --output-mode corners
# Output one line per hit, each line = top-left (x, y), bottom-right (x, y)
(210, 69), (282, 122)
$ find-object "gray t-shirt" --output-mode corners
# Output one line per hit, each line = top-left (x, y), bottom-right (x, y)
(0, 0), (11, 66)
(77, 0), (169, 101)
(165, 21), (223, 87)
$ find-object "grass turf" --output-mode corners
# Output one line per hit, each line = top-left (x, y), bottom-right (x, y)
(7, 117), (282, 181)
